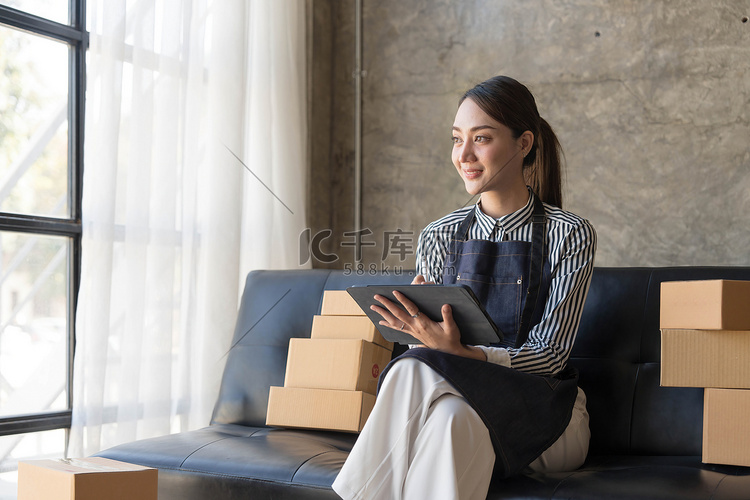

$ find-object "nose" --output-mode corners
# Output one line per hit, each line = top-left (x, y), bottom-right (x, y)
(458, 141), (477, 164)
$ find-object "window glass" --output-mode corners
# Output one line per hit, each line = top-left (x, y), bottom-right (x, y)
(0, 0), (68, 25)
(0, 429), (67, 500)
(0, 26), (69, 218)
(0, 232), (68, 418)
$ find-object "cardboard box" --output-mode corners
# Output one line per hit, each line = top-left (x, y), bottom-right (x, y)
(311, 314), (393, 351)
(703, 388), (750, 466)
(660, 280), (750, 330)
(661, 329), (750, 388)
(284, 338), (391, 394)
(18, 457), (157, 500)
(266, 386), (375, 432)
(321, 290), (367, 316)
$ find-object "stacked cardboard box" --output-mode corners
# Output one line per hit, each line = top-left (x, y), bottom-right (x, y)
(266, 290), (393, 432)
(660, 280), (750, 467)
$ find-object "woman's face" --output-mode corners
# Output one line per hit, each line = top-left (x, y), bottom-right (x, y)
(451, 98), (525, 197)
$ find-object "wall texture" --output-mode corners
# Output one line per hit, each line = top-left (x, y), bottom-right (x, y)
(309, 0), (750, 270)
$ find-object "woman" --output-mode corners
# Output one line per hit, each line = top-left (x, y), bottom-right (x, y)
(332, 76), (597, 500)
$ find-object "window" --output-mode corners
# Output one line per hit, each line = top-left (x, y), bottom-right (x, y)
(0, 0), (86, 495)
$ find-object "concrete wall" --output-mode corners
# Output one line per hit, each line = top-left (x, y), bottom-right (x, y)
(309, 0), (750, 270)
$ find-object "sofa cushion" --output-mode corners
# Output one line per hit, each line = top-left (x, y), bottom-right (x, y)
(515, 456), (750, 500)
(97, 424), (356, 499)
(211, 270), (332, 427)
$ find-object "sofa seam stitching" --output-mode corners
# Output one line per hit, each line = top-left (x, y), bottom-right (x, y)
(178, 437), (233, 468)
(178, 429), (263, 468)
(629, 268), (655, 453)
(548, 469), (580, 498)
(290, 449), (336, 482)
(156, 464), (332, 489)
(709, 474), (729, 500)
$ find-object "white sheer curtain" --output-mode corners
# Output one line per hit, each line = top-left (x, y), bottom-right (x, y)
(69, 0), (308, 457)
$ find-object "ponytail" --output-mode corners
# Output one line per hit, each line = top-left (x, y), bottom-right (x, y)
(524, 117), (564, 208)
(461, 76), (566, 208)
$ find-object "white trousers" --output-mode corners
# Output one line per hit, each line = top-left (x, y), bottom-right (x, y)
(332, 358), (590, 500)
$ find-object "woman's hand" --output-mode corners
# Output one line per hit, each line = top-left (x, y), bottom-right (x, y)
(371, 291), (486, 361)
(411, 274), (434, 285)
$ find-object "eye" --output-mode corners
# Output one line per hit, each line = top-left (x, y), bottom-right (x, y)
(475, 135), (489, 143)
(452, 136), (463, 145)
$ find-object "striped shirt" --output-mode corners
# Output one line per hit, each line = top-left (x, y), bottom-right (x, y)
(416, 189), (597, 376)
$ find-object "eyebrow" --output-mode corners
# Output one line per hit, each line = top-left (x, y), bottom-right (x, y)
(451, 125), (497, 132)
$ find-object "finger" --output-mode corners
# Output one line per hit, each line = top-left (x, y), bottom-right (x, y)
(370, 303), (402, 327)
(411, 275), (435, 286)
(440, 304), (461, 337)
(392, 290), (419, 316)
(372, 295), (411, 325)
(370, 295), (411, 330)
(379, 319), (408, 332)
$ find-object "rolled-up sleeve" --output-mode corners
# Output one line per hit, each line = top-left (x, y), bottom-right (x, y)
(415, 224), (449, 285)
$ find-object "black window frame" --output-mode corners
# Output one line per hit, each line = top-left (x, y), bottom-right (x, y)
(0, 0), (87, 442)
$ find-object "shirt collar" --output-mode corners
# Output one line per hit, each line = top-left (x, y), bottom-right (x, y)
(475, 188), (536, 238)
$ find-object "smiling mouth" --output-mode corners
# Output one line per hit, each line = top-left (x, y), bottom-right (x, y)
(462, 169), (483, 179)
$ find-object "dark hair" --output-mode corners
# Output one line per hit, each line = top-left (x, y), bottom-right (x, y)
(460, 76), (564, 208)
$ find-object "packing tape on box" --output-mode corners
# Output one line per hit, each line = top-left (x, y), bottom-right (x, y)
(58, 459), (127, 473)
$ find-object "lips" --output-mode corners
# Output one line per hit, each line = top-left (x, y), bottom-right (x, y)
(462, 169), (483, 180)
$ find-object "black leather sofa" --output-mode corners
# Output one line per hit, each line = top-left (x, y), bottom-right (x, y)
(97, 267), (750, 499)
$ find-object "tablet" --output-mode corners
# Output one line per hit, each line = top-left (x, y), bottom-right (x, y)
(346, 284), (501, 346)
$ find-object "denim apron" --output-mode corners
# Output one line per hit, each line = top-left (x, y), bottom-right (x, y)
(379, 195), (579, 478)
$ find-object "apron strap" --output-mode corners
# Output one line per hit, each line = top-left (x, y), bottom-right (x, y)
(453, 206), (475, 241)
(515, 195), (546, 348)
(446, 205), (476, 259)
